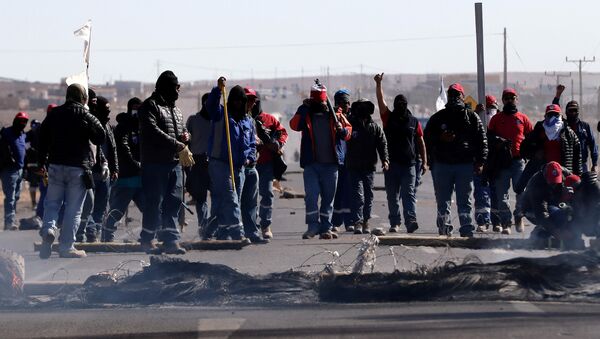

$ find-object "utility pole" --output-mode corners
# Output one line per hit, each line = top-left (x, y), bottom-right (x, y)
(566, 56), (595, 105)
(503, 27), (507, 90)
(474, 3), (486, 106)
(544, 71), (571, 87)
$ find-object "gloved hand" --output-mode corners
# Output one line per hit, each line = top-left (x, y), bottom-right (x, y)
(178, 146), (195, 167)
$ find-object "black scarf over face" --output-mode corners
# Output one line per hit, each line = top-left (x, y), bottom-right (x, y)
(227, 85), (247, 121)
(251, 91), (262, 118)
(391, 94), (409, 120)
(502, 103), (518, 114)
(156, 70), (179, 106)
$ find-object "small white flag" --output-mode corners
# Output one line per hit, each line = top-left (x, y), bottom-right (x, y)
(435, 77), (447, 111)
(73, 19), (92, 65)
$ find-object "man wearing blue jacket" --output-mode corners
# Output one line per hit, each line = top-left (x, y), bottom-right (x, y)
(205, 77), (251, 242)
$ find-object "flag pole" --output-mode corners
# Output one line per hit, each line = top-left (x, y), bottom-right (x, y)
(220, 86), (236, 193)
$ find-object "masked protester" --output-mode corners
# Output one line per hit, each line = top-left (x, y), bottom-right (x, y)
(518, 104), (582, 195)
(331, 89), (353, 232)
(521, 161), (584, 250)
(485, 89), (533, 235)
(424, 83), (488, 237)
(24, 119), (42, 212)
(0, 112), (29, 230)
(374, 73), (427, 234)
(552, 84), (598, 173)
(102, 97), (144, 242)
(138, 70), (191, 254)
(345, 99), (389, 234)
(290, 82), (352, 239)
(251, 91), (288, 239)
(38, 84), (106, 259)
(203, 77), (252, 243)
(185, 93), (212, 238)
(77, 96), (119, 242)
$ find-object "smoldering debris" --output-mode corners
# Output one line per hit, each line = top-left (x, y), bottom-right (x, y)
(3, 250), (600, 308)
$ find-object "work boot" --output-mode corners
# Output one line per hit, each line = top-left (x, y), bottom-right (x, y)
(262, 227), (273, 239)
(362, 222), (371, 234)
(331, 226), (340, 233)
(406, 222), (419, 234)
(39, 228), (56, 259)
(353, 223), (363, 234)
(389, 225), (400, 233)
(345, 225), (355, 233)
(476, 224), (489, 233)
(515, 217), (525, 233)
(59, 249), (87, 258)
(319, 231), (337, 240)
(249, 236), (270, 244)
(163, 241), (187, 255)
(492, 224), (502, 233)
(501, 225), (512, 235)
(141, 241), (162, 254)
(302, 229), (317, 239)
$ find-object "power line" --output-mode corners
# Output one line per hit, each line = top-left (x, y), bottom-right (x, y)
(0, 33), (502, 54)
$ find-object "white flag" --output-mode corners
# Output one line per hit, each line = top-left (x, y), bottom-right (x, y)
(73, 19), (92, 65)
(65, 70), (88, 97)
(435, 77), (447, 111)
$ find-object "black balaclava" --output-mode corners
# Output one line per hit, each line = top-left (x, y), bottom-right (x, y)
(95, 96), (110, 124)
(251, 91), (262, 118)
(12, 117), (27, 133)
(446, 89), (465, 109)
(227, 85), (247, 121)
(155, 70), (179, 105)
(392, 94), (409, 118)
(566, 100), (580, 124)
(199, 92), (210, 120)
(88, 88), (97, 113)
(127, 97), (142, 114)
(351, 99), (375, 121)
(66, 84), (88, 105)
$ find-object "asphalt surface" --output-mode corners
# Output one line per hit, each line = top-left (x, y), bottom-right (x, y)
(1, 170), (591, 338)
(2, 301), (600, 338)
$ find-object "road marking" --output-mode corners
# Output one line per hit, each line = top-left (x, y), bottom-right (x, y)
(510, 301), (545, 313)
(197, 318), (246, 339)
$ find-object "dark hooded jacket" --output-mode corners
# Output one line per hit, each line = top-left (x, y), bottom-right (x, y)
(345, 100), (388, 171)
(38, 85), (105, 169)
(520, 163), (572, 225)
(424, 102), (487, 165)
(381, 95), (420, 166)
(114, 112), (141, 178)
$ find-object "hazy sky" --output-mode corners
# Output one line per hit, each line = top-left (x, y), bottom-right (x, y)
(2, 0), (600, 83)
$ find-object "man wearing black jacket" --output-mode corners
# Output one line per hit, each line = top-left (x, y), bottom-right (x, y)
(102, 97), (144, 242)
(38, 84), (106, 259)
(424, 83), (488, 237)
(345, 99), (389, 234)
(138, 71), (192, 254)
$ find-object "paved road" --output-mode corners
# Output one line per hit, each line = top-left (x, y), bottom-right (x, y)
(0, 171), (557, 284)
(2, 301), (599, 338)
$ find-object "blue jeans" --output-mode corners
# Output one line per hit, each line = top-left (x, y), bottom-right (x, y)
(241, 166), (260, 240)
(415, 158), (423, 193)
(384, 163), (417, 226)
(40, 165), (87, 252)
(527, 205), (570, 244)
(332, 165), (351, 227)
(188, 156), (210, 232)
(206, 160), (244, 240)
(139, 162), (183, 243)
(90, 177), (110, 232)
(303, 163), (338, 234)
(1, 168), (23, 227)
(494, 159), (525, 225)
(102, 183), (144, 241)
(432, 163), (474, 234)
(348, 169), (375, 225)
(473, 173), (491, 226)
(257, 163), (274, 228)
(76, 189), (94, 240)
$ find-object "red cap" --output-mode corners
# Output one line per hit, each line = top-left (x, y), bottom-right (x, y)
(485, 95), (498, 108)
(310, 83), (328, 102)
(448, 83), (464, 95)
(47, 104), (57, 113)
(14, 111), (29, 120)
(565, 174), (581, 188)
(243, 87), (257, 98)
(544, 161), (563, 184)
(545, 104), (561, 114)
(502, 88), (518, 98)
